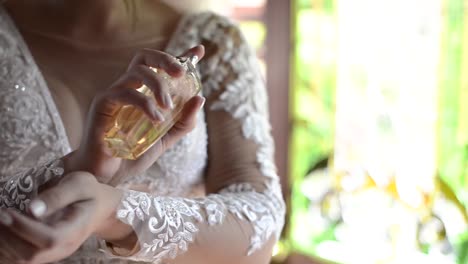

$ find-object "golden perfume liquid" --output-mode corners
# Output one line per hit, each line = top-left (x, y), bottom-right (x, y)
(104, 56), (202, 160)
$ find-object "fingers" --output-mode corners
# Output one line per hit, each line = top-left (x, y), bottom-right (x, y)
(0, 178), (100, 263)
(96, 87), (165, 123)
(31, 201), (98, 264)
(175, 96), (206, 131)
(0, 209), (55, 249)
(32, 202), (95, 264)
(49, 201), (96, 243)
(0, 210), (43, 262)
(123, 45), (205, 110)
(128, 48), (185, 77)
(178, 45), (205, 64)
(95, 45), (206, 125)
(30, 172), (96, 219)
(137, 96), (204, 164)
(114, 65), (174, 110)
(0, 203), (95, 264)
(0, 226), (38, 262)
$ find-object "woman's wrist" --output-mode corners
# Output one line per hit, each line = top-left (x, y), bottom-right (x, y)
(62, 149), (118, 183)
(93, 185), (137, 250)
(97, 221), (138, 251)
(61, 157), (133, 245)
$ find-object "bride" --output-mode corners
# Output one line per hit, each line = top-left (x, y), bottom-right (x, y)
(0, 1), (285, 263)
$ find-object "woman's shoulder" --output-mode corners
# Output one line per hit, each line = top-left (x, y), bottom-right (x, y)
(182, 11), (242, 37)
(167, 11), (245, 60)
(185, 11), (237, 26)
(172, 10), (248, 58)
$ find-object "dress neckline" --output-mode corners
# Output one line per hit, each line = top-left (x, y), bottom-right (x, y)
(0, 4), (192, 154)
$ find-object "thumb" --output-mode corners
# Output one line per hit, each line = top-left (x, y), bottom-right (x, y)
(161, 95), (205, 148)
(178, 45), (205, 64)
(132, 96), (205, 172)
(29, 172), (95, 219)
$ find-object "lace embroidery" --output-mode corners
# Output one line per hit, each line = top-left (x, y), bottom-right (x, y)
(114, 13), (285, 263)
(117, 182), (283, 262)
(0, 159), (64, 211)
(1, 7), (209, 262)
(0, 6), (70, 177)
(1, 5), (284, 262)
(198, 12), (285, 245)
(118, 191), (202, 261)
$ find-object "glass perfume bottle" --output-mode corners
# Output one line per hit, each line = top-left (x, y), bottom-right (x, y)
(104, 55), (202, 160)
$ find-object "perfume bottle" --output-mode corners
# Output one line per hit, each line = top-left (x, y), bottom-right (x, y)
(104, 55), (202, 160)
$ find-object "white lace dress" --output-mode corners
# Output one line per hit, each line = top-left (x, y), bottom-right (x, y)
(0, 6), (285, 264)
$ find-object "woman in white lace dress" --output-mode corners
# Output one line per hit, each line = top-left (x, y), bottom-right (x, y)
(0, 1), (285, 263)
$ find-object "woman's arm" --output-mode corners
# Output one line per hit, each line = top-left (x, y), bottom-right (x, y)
(0, 47), (204, 213)
(105, 14), (285, 263)
(0, 15), (285, 264)
(0, 172), (133, 263)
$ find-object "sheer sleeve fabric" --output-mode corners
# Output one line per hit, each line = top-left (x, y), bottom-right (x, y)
(110, 14), (286, 264)
(0, 159), (65, 211)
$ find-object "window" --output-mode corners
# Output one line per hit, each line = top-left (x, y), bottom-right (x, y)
(289, 0), (468, 263)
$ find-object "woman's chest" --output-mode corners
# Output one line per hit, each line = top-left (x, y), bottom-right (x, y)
(1, 47), (209, 194)
(30, 44), (209, 194)
(0, 7), (209, 192)
(30, 45), (134, 148)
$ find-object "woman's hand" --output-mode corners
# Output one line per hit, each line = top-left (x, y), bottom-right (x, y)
(0, 172), (128, 264)
(65, 45), (206, 184)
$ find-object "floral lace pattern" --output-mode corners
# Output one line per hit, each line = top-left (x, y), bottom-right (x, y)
(0, 7), (70, 177)
(118, 181), (284, 263)
(0, 4), (284, 263)
(169, 11), (285, 246)
(118, 191), (202, 261)
(115, 13), (285, 263)
(0, 5), (210, 263)
(0, 159), (64, 211)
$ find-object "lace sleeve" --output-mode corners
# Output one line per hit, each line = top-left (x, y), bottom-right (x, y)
(0, 159), (65, 211)
(107, 14), (286, 263)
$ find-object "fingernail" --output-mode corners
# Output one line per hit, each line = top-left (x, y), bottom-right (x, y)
(164, 93), (174, 109)
(175, 57), (187, 64)
(0, 211), (13, 226)
(191, 55), (199, 65)
(200, 97), (206, 110)
(30, 200), (47, 218)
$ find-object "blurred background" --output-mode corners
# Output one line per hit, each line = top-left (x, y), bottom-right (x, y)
(218, 0), (468, 263)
